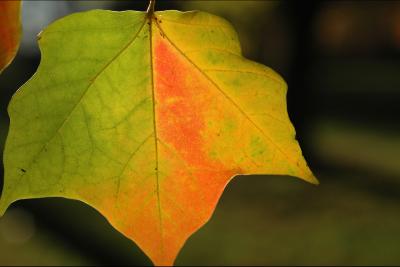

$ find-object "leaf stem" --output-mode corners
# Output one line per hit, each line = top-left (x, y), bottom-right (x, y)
(147, 0), (155, 16)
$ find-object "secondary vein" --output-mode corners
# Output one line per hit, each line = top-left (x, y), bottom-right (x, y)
(15, 16), (149, 183)
(154, 17), (311, 178)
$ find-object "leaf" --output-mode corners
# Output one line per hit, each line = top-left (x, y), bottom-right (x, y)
(0, 0), (21, 73)
(0, 9), (317, 265)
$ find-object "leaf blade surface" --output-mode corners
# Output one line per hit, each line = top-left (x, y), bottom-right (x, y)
(1, 9), (317, 266)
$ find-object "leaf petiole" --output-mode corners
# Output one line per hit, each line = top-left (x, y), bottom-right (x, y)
(147, 0), (155, 16)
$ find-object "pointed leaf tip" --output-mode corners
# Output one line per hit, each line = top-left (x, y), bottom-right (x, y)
(0, 199), (10, 218)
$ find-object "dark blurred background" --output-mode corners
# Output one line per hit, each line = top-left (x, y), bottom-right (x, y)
(1, 0), (400, 265)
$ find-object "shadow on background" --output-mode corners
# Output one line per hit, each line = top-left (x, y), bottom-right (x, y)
(0, 0), (399, 265)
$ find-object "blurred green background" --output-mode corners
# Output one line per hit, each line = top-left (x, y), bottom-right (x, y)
(1, 0), (400, 265)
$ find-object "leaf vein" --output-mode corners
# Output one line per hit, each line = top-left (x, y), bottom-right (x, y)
(149, 16), (164, 257)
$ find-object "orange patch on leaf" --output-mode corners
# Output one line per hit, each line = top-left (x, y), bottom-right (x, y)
(149, 24), (237, 265)
(0, 0), (21, 71)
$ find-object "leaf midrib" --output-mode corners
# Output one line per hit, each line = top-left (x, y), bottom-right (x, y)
(148, 14), (165, 257)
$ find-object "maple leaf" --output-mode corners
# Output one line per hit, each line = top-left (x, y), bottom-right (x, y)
(0, 0), (21, 73)
(0, 4), (317, 266)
